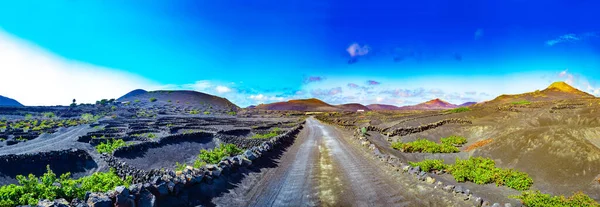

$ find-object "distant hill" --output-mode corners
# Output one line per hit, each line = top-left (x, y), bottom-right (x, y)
(0, 95), (23, 107)
(458, 102), (477, 107)
(336, 103), (370, 111)
(366, 104), (400, 111)
(255, 98), (339, 111)
(481, 81), (595, 105)
(117, 90), (239, 111)
(118, 89), (148, 100)
(398, 98), (457, 110)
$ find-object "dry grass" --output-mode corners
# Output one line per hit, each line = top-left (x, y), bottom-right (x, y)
(465, 138), (493, 152)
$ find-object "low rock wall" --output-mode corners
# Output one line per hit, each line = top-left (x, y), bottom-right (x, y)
(38, 122), (306, 207)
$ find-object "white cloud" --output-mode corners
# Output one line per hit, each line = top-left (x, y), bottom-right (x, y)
(249, 94), (265, 101)
(215, 85), (231, 93)
(546, 34), (579, 46)
(183, 81), (212, 91)
(0, 29), (157, 106)
(554, 70), (599, 96)
(558, 69), (575, 85)
(248, 94), (285, 104)
(346, 43), (370, 57)
(545, 32), (599, 46)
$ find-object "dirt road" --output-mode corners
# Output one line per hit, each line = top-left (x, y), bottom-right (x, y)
(213, 117), (467, 207)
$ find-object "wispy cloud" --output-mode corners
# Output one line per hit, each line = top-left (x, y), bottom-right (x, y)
(311, 87), (343, 97)
(428, 89), (444, 95)
(182, 80), (212, 91)
(555, 69), (599, 96)
(248, 94), (285, 103)
(347, 83), (359, 88)
(546, 32), (597, 46)
(381, 88), (425, 98)
(558, 69), (576, 85)
(366, 80), (381, 85)
(303, 76), (325, 83)
(215, 86), (232, 93)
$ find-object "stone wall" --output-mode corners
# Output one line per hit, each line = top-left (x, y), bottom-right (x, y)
(43, 122), (305, 207)
(0, 149), (97, 184)
(367, 118), (472, 137)
(112, 131), (214, 157)
(339, 121), (512, 207)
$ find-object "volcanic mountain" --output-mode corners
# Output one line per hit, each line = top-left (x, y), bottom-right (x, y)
(254, 98), (339, 111)
(117, 89), (239, 111)
(366, 104), (400, 111)
(398, 98), (457, 110)
(458, 102), (477, 107)
(0, 95), (23, 107)
(336, 103), (371, 111)
(482, 81), (595, 105)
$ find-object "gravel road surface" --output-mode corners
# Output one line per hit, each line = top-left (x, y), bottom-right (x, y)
(213, 117), (469, 207)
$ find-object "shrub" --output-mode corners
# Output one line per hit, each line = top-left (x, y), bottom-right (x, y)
(512, 191), (599, 207)
(495, 169), (533, 191)
(197, 143), (243, 164)
(175, 162), (186, 171)
(360, 127), (367, 135)
(511, 100), (531, 105)
(134, 99), (140, 103)
(409, 159), (447, 172)
(0, 166), (130, 206)
(146, 133), (156, 139)
(80, 113), (95, 123)
(447, 157), (533, 190)
(42, 112), (55, 119)
(227, 111), (237, 116)
(149, 97), (157, 102)
(193, 159), (206, 169)
(391, 139), (460, 153)
(203, 111), (210, 115)
(189, 110), (199, 115)
(449, 157), (497, 184)
(441, 135), (467, 145)
(95, 139), (127, 154)
(24, 114), (33, 120)
(447, 107), (471, 113)
(251, 127), (281, 139)
(411, 157), (533, 191)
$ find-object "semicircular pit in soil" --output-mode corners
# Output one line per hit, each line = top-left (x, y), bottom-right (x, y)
(0, 149), (98, 185)
(113, 135), (218, 170)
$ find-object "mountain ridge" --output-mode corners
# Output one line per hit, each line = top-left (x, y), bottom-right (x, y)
(0, 95), (24, 107)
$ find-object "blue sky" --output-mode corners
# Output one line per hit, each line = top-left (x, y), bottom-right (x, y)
(0, 0), (599, 106)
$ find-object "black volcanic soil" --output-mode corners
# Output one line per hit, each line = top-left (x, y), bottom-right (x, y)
(0, 103), (303, 188)
(0, 149), (98, 185)
(316, 98), (600, 202)
(114, 136), (218, 170)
